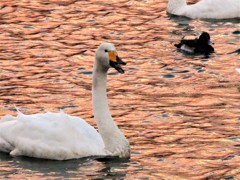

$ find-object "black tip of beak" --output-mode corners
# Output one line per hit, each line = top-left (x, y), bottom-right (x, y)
(117, 56), (127, 65)
(110, 56), (126, 74)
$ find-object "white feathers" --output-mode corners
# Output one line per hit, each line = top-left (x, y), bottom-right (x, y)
(180, 44), (195, 53)
(167, 0), (240, 19)
(0, 112), (104, 160)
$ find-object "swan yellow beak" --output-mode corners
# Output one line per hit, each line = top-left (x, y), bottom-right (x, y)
(108, 51), (117, 62)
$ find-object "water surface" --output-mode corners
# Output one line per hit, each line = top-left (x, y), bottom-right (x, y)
(0, 0), (239, 179)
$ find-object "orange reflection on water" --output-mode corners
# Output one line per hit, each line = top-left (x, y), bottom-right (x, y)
(0, 0), (240, 179)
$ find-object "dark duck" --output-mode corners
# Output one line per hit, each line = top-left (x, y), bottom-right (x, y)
(175, 32), (214, 55)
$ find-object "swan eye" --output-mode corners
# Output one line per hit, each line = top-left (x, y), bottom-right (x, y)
(105, 49), (108, 52)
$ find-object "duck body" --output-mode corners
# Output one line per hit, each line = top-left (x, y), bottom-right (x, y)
(167, 0), (240, 19)
(175, 32), (214, 55)
(0, 43), (130, 160)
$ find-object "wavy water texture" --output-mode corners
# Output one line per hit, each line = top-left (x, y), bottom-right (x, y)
(0, 0), (239, 179)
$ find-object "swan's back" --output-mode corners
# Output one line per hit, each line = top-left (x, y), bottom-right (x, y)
(0, 112), (105, 160)
(168, 0), (240, 19)
(186, 0), (240, 19)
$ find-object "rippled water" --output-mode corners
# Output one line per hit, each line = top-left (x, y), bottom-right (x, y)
(0, 0), (240, 179)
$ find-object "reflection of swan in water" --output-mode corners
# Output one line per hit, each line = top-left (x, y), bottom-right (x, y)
(0, 152), (91, 177)
(0, 153), (129, 179)
(167, 0), (240, 19)
(97, 157), (130, 179)
(0, 43), (130, 160)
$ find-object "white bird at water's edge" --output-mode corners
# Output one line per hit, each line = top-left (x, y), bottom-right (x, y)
(0, 43), (130, 160)
(167, 0), (240, 19)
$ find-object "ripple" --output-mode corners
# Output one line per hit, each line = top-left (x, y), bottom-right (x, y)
(57, 105), (78, 110)
(228, 49), (240, 54)
(176, 70), (189, 74)
(0, 0), (239, 179)
(232, 30), (240, 34)
(182, 75), (191, 79)
(162, 74), (175, 78)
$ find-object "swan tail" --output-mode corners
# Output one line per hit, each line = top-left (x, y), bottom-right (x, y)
(14, 104), (23, 115)
(0, 137), (14, 153)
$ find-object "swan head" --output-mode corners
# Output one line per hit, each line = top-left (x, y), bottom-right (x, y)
(95, 43), (126, 74)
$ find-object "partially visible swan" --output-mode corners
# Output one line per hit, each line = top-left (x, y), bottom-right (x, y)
(0, 43), (130, 160)
(167, 0), (240, 19)
(175, 32), (214, 55)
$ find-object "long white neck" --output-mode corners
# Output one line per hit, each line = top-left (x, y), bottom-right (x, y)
(167, 0), (187, 15)
(92, 61), (130, 158)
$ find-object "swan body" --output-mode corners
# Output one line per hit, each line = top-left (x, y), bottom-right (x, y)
(0, 43), (130, 160)
(0, 113), (104, 160)
(167, 0), (240, 19)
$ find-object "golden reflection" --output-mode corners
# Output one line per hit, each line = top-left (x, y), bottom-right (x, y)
(0, 0), (240, 179)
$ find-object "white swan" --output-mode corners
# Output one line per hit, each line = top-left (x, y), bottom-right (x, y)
(167, 0), (240, 19)
(0, 43), (130, 160)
